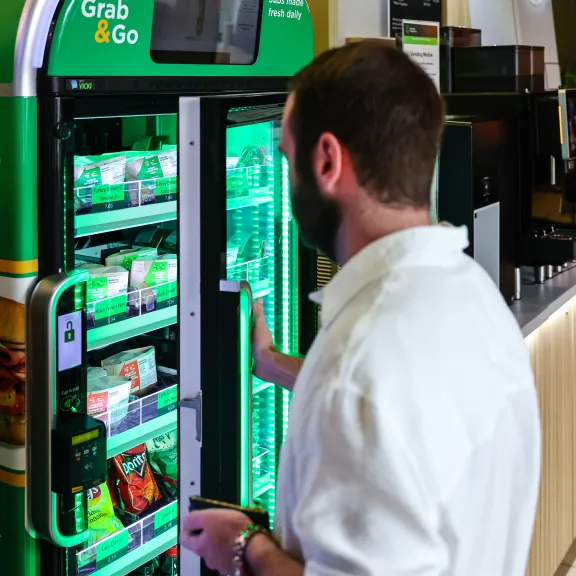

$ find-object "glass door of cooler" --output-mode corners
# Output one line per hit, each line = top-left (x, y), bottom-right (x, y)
(28, 101), (181, 576)
(178, 93), (298, 543)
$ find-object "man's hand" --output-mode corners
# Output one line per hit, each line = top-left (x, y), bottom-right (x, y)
(251, 299), (304, 391)
(252, 299), (275, 381)
(180, 509), (251, 574)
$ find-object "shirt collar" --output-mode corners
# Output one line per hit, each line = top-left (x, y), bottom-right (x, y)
(309, 225), (469, 327)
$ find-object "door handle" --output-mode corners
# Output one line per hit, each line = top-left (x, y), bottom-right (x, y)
(179, 393), (202, 443)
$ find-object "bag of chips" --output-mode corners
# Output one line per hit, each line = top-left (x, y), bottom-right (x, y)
(146, 431), (178, 499)
(110, 444), (162, 515)
(86, 483), (124, 545)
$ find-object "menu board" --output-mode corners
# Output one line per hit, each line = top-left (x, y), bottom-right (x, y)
(388, 0), (441, 38)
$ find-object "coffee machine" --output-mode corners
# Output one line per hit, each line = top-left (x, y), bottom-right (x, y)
(438, 116), (518, 302)
(523, 89), (576, 281)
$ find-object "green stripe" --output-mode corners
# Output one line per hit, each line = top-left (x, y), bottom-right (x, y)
(0, 272), (38, 279)
(0, 463), (24, 475)
(404, 36), (438, 46)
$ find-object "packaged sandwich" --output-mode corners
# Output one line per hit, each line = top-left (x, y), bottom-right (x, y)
(101, 346), (157, 395)
(104, 248), (158, 270)
(125, 150), (177, 206)
(110, 444), (162, 515)
(86, 483), (124, 546)
(74, 155), (127, 215)
(85, 266), (129, 329)
(87, 375), (132, 418)
(129, 255), (177, 313)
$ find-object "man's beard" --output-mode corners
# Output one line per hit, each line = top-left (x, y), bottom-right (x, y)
(290, 169), (341, 263)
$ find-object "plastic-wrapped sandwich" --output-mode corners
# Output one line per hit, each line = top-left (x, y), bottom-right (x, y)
(125, 150), (177, 206)
(74, 155), (127, 215)
(101, 346), (157, 396)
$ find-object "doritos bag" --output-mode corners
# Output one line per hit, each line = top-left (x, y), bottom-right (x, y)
(111, 444), (162, 515)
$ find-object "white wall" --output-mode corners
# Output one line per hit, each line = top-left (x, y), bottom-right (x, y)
(331, 0), (560, 89)
(333, 0), (388, 45)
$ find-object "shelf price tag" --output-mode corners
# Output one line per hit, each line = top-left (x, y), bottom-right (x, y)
(157, 281), (178, 310)
(157, 386), (178, 417)
(92, 183), (125, 213)
(95, 530), (129, 569)
(155, 177), (177, 203)
(154, 502), (178, 537)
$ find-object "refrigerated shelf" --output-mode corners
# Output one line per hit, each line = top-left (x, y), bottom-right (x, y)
(226, 189), (273, 212)
(98, 374), (178, 458)
(76, 500), (178, 576)
(74, 176), (178, 237)
(75, 202), (177, 237)
(87, 306), (177, 350)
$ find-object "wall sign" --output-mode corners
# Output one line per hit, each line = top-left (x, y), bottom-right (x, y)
(402, 20), (440, 90)
(388, 0), (441, 38)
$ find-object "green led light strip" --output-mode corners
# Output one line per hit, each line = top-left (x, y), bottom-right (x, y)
(239, 287), (252, 507)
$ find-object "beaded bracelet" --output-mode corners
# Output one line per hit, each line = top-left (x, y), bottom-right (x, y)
(233, 523), (269, 576)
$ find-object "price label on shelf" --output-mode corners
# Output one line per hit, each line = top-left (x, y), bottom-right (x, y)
(157, 386), (178, 417)
(91, 183), (125, 213)
(157, 281), (178, 310)
(95, 530), (129, 569)
(154, 502), (178, 537)
(155, 177), (177, 203)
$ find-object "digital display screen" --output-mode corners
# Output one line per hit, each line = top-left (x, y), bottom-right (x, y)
(389, 0), (441, 39)
(151, 0), (262, 65)
(57, 311), (82, 372)
(72, 429), (100, 446)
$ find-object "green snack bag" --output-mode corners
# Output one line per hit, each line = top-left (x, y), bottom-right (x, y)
(86, 483), (125, 546)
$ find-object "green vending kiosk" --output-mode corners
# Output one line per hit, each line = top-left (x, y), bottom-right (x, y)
(0, 1), (316, 575)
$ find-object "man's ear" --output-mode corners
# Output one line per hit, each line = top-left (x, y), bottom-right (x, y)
(311, 132), (343, 197)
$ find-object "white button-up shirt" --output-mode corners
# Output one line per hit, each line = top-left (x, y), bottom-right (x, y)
(275, 225), (541, 576)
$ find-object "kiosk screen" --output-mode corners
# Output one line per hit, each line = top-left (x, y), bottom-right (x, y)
(151, 0), (263, 65)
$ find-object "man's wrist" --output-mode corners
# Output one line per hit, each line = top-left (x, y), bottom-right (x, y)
(244, 532), (279, 575)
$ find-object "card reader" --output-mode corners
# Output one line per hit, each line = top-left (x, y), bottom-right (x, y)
(52, 414), (107, 495)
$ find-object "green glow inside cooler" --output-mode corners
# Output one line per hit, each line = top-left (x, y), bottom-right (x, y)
(225, 118), (298, 520)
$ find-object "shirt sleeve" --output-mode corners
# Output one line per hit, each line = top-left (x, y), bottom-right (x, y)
(290, 384), (450, 576)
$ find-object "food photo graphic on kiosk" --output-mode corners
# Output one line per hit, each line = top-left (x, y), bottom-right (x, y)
(181, 42), (540, 576)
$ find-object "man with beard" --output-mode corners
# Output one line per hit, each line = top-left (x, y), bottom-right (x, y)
(181, 42), (540, 576)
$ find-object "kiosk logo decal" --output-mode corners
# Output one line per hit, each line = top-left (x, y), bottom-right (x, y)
(81, 0), (139, 45)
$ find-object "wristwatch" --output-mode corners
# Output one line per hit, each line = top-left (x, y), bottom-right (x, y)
(233, 524), (269, 576)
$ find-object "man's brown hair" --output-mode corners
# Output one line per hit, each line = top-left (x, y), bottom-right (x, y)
(288, 41), (444, 207)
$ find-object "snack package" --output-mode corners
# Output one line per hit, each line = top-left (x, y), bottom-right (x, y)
(226, 232), (252, 269)
(86, 483), (124, 546)
(74, 155), (127, 215)
(88, 366), (108, 380)
(146, 430), (177, 478)
(162, 230), (177, 253)
(129, 255), (177, 313)
(76, 242), (130, 265)
(87, 375), (132, 418)
(146, 431), (178, 499)
(101, 346), (157, 395)
(134, 226), (168, 249)
(110, 444), (162, 515)
(105, 248), (158, 270)
(85, 266), (129, 329)
(126, 150), (177, 206)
